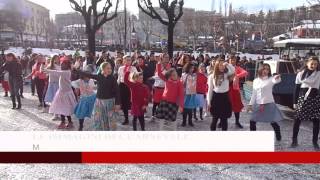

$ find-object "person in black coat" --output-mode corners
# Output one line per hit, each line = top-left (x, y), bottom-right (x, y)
(0, 53), (23, 109)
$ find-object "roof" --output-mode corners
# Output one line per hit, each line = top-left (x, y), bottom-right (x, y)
(292, 24), (320, 30)
(274, 39), (320, 48)
(272, 33), (291, 42)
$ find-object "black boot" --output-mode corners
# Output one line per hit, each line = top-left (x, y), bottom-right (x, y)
(291, 138), (298, 148)
(199, 108), (203, 120)
(11, 96), (16, 109)
(122, 110), (129, 125)
(182, 110), (187, 127)
(271, 122), (281, 141)
(313, 139), (320, 151)
(188, 114), (194, 127)
(16, 95), (22, 110)
(193, 109), (198, 121)
(4, 92), (8, 97)
(79, 119), (84, 131)
(250, 121), (256, 131)
(235, 113), (243, 129)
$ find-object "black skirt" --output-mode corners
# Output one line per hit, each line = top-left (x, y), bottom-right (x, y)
(119, 83), (131, 110)
(296, 92), (320, 121)
(210, 91), (232, 119)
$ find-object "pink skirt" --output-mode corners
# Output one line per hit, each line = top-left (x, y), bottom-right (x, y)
(49, 90), (77, 116)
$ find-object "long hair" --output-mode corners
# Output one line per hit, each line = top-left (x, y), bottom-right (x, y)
(301, 56), (320, 71)
(213, 59), (225, 84)
(183, 63), (195, 74)
(257, 63), (272, 78)
(47, 55), (59, 70)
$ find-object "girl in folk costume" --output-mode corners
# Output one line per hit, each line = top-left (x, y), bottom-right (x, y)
(26, 55), (48, 108)
(156, 62), (184, 130)
(77, 62), (120, 131)
(207, 60), (235, 131)
(117, 55), (138, 125)
(228, 56), (248, 128)
(152, 53), (171, 119)
(292, 57), (320, 150)
(43, 60), (77, 129)
(72, 72), (96, 131)
(124, 71), (150, 131)
(44, 55), (61, 120)
(247, 64), (283, 141)
(181, 63), (197, 127)
(194, 63), (208, 121)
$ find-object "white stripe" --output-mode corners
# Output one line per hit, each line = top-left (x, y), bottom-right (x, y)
(0, 131), (274, 152)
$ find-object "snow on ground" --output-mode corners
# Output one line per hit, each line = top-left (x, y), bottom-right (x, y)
(4, 47), (279, 60)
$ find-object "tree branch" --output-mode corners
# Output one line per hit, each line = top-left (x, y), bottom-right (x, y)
(137, 0), (169, 25)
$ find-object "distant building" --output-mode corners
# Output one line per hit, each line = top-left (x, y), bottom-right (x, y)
(55, 12), (85, 31)
(0, 0), (50, 47)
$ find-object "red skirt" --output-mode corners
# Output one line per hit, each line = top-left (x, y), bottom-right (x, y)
(1, 81), (10, 92)
(131, 104), (146, 117)
(153, 87), (164, 104)
(229, 85), (244, 113)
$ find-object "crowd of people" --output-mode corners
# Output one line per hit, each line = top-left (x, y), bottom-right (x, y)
(0, 50), (319, 150)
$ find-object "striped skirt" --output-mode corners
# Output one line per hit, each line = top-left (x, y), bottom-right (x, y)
(92, 98), (119, 131)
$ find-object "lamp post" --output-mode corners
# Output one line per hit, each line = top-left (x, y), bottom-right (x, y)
(129, 21), (136, 56)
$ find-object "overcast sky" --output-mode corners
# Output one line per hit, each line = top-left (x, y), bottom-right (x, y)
(29, 0), (307, 19)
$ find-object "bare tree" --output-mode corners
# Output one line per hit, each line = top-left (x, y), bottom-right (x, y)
(35, 16), (47, 47)
(138, 0), (184, 58)
(139, 12), (153, 49)
(69, 0), (120, 55)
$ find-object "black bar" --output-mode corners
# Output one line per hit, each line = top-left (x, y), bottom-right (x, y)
(0, 152), (82, 163)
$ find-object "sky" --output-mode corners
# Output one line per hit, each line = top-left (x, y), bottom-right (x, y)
(28, 0), (308, 19)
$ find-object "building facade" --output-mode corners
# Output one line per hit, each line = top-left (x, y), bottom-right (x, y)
(0, 0), (50, 47)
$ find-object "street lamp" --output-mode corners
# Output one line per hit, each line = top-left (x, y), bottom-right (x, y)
(129, 21), (136, 55)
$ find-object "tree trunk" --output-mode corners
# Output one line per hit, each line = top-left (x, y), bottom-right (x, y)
(20, 33), (24, 47)
(87, 31), (96, 55)
(145, 33), (150, 50)
(167, 24), (174, 59)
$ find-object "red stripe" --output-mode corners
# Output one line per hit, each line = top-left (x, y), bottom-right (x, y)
(82, 152), (320, 164)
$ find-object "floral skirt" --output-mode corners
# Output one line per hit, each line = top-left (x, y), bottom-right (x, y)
(92, 98), (119, 131)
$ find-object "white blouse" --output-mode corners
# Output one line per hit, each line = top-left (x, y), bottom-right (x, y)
(207, 64), (235, 106)
(249, 76), (281, 105)
(117, 66), (138, 84)
(295, 70), (320, 89)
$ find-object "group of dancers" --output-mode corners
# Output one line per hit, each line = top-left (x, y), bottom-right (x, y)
(0, 51), (319, 150)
